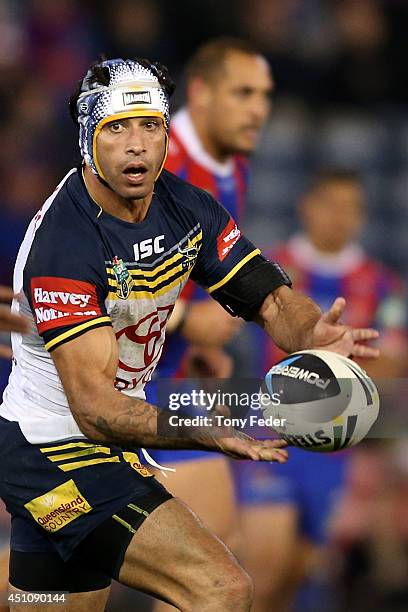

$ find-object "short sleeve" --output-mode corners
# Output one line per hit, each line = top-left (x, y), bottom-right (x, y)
(190, 191), (260, 292)
(23, 220), (111, 352)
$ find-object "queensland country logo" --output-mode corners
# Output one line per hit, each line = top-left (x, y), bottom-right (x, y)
(217, 218), (241, 261)
(112, 256), (134, 300)
(24, 480), (92, 533)
(178, 240), (199, 271)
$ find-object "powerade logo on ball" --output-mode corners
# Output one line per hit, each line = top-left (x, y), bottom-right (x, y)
(268, 353), (341, 405)
(270, 363), (331, 390)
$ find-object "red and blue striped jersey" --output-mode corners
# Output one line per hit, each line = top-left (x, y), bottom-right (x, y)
(253, 234), (407, 374)
(166, 108), (249, 222)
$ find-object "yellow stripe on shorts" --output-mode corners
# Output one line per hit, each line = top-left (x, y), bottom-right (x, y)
(39, 441), (99, 453)
(58, 456), (121, 472)
(46, 446), (111, 462)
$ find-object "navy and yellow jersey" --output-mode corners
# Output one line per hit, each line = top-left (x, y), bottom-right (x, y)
(1, 167), (259, 444)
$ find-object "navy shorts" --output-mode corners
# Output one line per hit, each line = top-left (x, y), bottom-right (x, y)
(0, 417), (171, 561)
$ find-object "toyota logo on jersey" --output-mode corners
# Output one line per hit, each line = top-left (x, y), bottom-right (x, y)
(114, 305), (174, 392)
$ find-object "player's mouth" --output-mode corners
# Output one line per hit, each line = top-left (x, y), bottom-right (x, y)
(241, 126), (261, 139)
(123, 163), (148, 185)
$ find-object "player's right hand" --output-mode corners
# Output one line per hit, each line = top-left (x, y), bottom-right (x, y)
(193, 404), (288, 462)
(212, 433), (288, 463)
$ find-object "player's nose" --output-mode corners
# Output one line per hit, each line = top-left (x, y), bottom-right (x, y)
(125, 124), (146, 154)
(252, 96), (270, 123)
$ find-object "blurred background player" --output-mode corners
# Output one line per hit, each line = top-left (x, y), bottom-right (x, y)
(234, 168), (407, 612)
(0, 288), (28, 612)
(145, 37), (273, 577)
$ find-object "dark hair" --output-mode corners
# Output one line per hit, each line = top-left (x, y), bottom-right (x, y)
(307, 168), (361, 193)
(185, 37), (262, 82)
(68, 56), (176, 124)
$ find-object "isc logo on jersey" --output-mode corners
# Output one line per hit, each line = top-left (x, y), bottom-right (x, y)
(31, 277), (102, 333)
(217, 219), (241, 261)
(133, 235), (165, 261)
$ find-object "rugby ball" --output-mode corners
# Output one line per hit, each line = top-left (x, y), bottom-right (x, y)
(261, 349), (379, 452)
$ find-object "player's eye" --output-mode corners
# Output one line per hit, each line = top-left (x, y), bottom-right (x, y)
(109, 122), (124, 133)
(235, 87), (254, 99)
(145, 120), (160, 130)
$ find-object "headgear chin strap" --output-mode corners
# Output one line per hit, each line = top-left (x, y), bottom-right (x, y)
(76, 59), (171, 181)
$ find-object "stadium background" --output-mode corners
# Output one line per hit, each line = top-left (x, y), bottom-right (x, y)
(0, 1), (408, 610)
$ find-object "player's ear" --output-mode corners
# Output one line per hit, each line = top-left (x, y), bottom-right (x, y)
(188, 77), (212, 109)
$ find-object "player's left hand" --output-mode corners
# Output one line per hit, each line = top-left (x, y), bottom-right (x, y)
(312, 297), (379, 358)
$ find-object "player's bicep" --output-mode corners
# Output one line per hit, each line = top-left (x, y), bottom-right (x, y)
(51, 326), (118, 427)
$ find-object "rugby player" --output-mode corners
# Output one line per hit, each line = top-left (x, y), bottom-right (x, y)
(234, 169), (407, 612)
(0, 59), (378, 612)
(147, 37), (272, 563)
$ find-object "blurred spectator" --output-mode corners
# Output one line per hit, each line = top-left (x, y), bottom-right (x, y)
(0, 0), (27, 73)
(100, 0), (181, 74)
(331, 441), (408, 611)
(318, 0), (392, 110)
(237, 0), (317, 103)
(238, 0), (408, 111)
(27, 0), (97, 95)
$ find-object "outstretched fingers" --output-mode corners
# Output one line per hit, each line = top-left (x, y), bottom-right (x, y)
(219, 435), (289, 462)
(350, 328), (380, 358)
(249, 438), (289, 463)
(322, 297), (346, 325)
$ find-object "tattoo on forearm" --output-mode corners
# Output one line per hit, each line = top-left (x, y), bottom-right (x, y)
(83, 398), (204, 450)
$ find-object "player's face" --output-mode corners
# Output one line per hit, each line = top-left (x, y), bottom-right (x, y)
(302, 181), (365, 252)
(95, 116), (166, 200)
(204, 51), (273, 157)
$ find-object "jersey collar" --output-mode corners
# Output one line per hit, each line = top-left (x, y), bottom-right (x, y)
(288, 234), (365, 276)
(172, 107), (234, 178)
